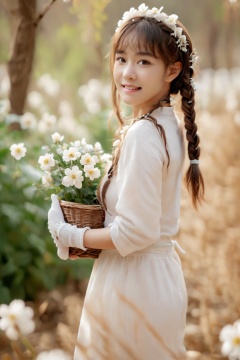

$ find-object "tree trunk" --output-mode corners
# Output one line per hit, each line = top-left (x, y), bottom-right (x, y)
(7, 0), (36, 128)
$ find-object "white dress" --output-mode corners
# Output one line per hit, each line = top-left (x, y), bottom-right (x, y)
(74, 107), (188, 360)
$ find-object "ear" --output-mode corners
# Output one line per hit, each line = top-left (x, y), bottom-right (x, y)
(165, 62), (182, 82)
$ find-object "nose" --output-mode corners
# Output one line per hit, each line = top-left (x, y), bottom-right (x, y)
(122, 62), (136, 80)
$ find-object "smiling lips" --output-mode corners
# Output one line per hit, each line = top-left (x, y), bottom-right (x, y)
(122, 84), (141, 92)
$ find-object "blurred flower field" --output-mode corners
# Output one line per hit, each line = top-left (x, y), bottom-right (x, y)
(0, 66), (240, 359)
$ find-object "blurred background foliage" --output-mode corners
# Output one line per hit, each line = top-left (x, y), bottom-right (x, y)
(0, 1), (240, 357)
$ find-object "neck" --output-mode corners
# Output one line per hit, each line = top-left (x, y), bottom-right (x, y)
(132, 99), (171, 119)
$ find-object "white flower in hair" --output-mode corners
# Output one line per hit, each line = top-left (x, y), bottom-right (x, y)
(138, 3), (148, 12)
(177, 34), (188, 52)
(175, 27), (183, 38)
(190, 78), (197, 91)
(190, 52), (199, 69)
(115, 4), (189, 54)
(163, 14), (178, 31)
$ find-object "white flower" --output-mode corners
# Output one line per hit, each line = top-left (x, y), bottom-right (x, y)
(71, 140), (81, 147)
(36, 349), (71, 360)
(163, 14), (178, 31)
(84, 165), (101, 181)
(220, 320), (240, 358)
(38, 112), (57, 133)
(177, 35), (188, 52)
(42, 173), (53, 187)
(62, 147), (81, 162)
(80, 153), (95, 166)
(0, 299), (35, 341)
(84, 144), (94, 152)
(190, 78), (197, 91)
(20, 112), (37, 130)
(37, 74), (60, 97)
(138, 3), (148, 13)
(190, 52), (199, 70)
(94, 142), (102, 151)
(101, 153), (112, 163)
(92, 155), (99, 164)
(10, 143), (27, 160)
(81, 138), (86, 146)
(62, 166), (84, 188)
(52, 132), (64, 143)
(27, 91), (43, 108)
(38, 153), (55, 171)
(174, 26), (183, 39)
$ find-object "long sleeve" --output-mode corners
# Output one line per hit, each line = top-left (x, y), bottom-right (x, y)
(109, 120), (168, 257)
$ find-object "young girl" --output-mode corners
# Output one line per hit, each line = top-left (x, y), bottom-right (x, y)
(48, 3), (204, 359)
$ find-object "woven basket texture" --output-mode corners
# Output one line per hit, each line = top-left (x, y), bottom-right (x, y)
(60, 200), (105, 259)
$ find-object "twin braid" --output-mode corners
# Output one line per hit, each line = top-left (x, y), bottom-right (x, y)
(179, 59), (204, 207)
(180, 68), (200, 161)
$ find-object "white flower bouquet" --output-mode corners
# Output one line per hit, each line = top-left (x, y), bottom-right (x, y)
(38, 132), (111, 258)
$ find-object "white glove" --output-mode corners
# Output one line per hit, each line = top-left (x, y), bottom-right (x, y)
(48, 194), (69, 260)
(48, 194), (90, 259)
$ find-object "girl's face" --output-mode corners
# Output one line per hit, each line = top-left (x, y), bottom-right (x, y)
(113, 46), (171, 117)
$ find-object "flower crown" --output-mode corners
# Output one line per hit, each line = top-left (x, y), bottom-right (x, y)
(116, 3), (188, 52)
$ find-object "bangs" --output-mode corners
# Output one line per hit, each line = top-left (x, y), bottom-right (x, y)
(115, 18), (168, 59)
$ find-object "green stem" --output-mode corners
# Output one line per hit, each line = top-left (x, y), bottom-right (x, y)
(19, 334), (36, 359)
(11, 342), (25, 360)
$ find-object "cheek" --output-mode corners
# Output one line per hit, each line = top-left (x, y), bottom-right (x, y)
(113, 65), (118, 83)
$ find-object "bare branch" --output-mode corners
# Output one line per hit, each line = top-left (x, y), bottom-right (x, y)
(33, 0), (57, 27)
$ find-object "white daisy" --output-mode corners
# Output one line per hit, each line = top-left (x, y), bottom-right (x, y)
(42, 173), (53, 187)
(51, 132), (64, 143)
(62, 147), (81, 162)
(84, 165), (101, 180)
(0, 300), (35, 341)
(38, 153), (55, 171)
(220, 320), (240, 359)
(10, 143), (27, 160)
(20, 112), (37, 130)
(62, 166), (84, 189)
(80, 153), (95, 166)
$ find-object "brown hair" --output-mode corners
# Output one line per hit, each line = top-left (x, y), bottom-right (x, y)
(99, 16), (204, 209)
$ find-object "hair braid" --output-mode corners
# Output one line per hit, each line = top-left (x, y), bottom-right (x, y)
(180, 69), (204, 208)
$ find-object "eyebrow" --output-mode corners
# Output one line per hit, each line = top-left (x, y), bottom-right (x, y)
(116, 50), (155, 57)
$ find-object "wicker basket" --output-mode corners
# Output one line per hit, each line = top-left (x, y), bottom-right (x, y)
(59, 200), (105, 259)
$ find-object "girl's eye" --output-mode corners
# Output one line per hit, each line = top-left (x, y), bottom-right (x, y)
(139, 59), (150, 65)
(116, 57), (126, 63)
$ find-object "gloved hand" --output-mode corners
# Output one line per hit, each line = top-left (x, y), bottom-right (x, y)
(48, 194), (69, 260)
(48, 194), (90, 260)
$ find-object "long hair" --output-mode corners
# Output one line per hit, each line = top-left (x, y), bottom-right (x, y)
(99, 16), (204, 209)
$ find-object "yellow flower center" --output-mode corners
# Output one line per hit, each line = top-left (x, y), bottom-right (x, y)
(8, 314), (16, 321)
(44, 159), (49, 164)
(86, 158), (91, 164)
(69, 152), (74, 158)
(88, 169), (94, 175)
(71, 174), (76, 180)
(16, 148), (21, 154)
(233, 336), (240, 345)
